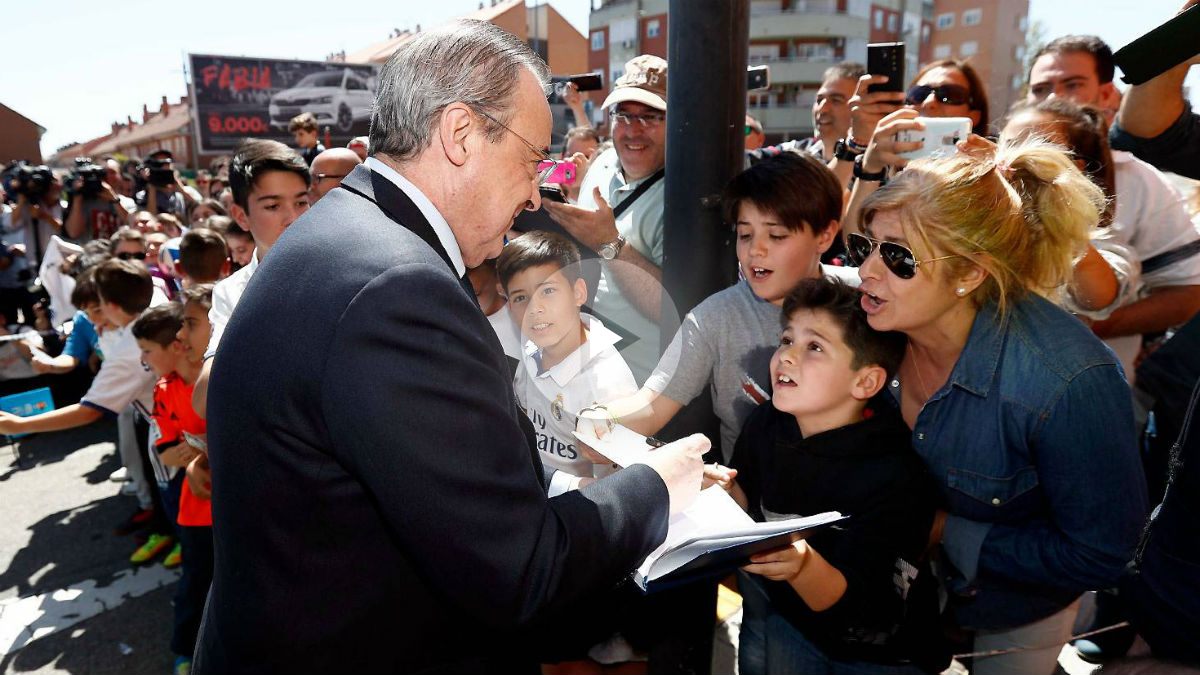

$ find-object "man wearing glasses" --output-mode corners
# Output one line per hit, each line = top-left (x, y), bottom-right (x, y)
(193, 23), (704, 674)
(545, 55), (670, 384)
(308, 147), (362, 203)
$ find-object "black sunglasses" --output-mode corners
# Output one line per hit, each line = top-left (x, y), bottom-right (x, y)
(846, 232), (961, 279)
(117, 251), (147, 261)
(905, 84), (973, 107)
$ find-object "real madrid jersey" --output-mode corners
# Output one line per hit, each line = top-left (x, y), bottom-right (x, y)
(513, 314), (638, 479)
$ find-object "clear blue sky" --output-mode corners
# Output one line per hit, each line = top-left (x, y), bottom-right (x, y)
(3, 0), (1195, 158)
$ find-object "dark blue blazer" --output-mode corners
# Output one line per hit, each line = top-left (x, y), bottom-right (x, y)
(193, 164), (670, 674)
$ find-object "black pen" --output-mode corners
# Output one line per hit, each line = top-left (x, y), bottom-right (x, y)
(645, 436), (666, 448)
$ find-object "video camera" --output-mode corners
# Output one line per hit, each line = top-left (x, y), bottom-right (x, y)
(70, 157), (107, 198)
(4, 161), (55, 200)
(142, 157), (175, 188)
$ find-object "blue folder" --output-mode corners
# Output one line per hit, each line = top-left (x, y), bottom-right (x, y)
(0, 387), (55, 439)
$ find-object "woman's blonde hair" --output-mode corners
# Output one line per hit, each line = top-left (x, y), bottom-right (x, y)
(859, 139), (1105, 316)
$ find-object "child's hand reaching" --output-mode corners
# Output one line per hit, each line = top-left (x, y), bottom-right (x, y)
(742, 536), (810, 582)
(702, 463), (737, 491)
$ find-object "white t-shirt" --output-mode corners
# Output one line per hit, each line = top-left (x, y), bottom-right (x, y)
(487, 306), (523, 361)
(514, 314), (638, 485)
(83, 322), (157, 415)
(205, 249), (259, 359)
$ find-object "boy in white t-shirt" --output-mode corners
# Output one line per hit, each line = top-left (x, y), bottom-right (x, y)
(496, 231), (637, 494)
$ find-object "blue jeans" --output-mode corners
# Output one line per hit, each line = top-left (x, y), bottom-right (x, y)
(738, 573), (927, 675)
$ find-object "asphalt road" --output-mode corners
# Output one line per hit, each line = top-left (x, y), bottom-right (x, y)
(0, 419), (178, 675)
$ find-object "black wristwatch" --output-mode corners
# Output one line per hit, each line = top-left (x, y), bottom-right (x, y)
(853, 155), (887, 182)
(834, 138), (863, 162)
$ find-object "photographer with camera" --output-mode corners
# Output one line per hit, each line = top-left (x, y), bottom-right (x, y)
(134, 150), (188, 221)
(63, 158), (133, 243)
(8, 163), (64, 268)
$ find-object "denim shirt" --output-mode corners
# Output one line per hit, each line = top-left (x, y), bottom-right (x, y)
(891, 294), (1149, 630)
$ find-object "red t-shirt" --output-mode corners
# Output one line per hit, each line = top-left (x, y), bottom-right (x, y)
(152, 372), (211, 526)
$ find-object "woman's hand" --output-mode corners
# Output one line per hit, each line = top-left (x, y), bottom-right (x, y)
(862, 108), (925, 173)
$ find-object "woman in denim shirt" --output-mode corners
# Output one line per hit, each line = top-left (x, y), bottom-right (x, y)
(845, 138), (1149, 674)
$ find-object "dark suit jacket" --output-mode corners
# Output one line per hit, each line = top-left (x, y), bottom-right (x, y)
(193, 164), (670, 674)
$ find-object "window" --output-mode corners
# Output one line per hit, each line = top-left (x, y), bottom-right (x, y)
(874, 9), (884, 29)
(922, 24), (931, 44)
(962, 9), (982, 26)
(960, 40), (978, 57)
(590, 31), (605, 51)
(1019, 15), (1028, 31)
(933, 44), (951, 59)
(887, 13), (898, 32)
(646, 19), (660, 38)
(936, 12), (954, 29)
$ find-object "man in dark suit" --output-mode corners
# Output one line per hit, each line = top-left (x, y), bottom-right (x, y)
(193, 19), (707, 674)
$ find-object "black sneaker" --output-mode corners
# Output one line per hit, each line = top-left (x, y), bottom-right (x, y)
(114, 508), (156, 536)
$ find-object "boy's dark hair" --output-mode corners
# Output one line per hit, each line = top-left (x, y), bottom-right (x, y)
(229, 139), (310, 211)
(109, 226), (144, 251)
(131, 303), (182, 348)
(722, 152), (842, 234)
(781, 278), (907, 377)
(94, 259), (154, 315)
(1033, 35), (1114, 84)
(71, 268), (101, 308)
(181, 283), (215, 311)
(495, 231), (582, 291)
(288, 112), (318, 133)
(178, 228), (229, 282)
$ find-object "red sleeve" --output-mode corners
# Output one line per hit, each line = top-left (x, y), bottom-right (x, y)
(152, 378), (182, 451)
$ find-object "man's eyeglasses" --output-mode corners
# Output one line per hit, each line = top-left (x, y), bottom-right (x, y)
(846, 232), (962, 280)
(905, 84), (973, 107)
(314, 173), (348, 182)
(116, 251), (147, 261)
(474, 109), (563, 183)
(610, 111), (666, 128)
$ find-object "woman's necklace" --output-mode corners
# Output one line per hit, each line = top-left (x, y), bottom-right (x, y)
(907, 340), (934, 402)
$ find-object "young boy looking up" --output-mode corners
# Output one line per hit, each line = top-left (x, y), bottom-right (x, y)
(496, 231), (638, 494)
(711, 278), (946, 674)
(467, 260), (522, 362)
(586, 153), (859, 462)
(193, 139), (309, 417)
(134, 288), (214, 675)
(178, 228), (231, 285)
(0, 259), (157, 434)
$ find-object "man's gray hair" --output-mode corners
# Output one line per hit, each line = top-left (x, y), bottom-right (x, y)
(369, 20), (550, 161)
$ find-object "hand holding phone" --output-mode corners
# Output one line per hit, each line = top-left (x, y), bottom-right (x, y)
(895, 117), (972, 160)
(867, 42), (906, 93)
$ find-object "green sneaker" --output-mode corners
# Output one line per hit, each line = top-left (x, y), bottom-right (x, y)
(131, 534), (174, 565)
(162, 542), (183, 569)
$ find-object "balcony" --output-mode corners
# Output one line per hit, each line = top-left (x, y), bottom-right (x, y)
(748, 55), (838, 85)
(749, 0), (869, 40)
(746, 102), (814, 136)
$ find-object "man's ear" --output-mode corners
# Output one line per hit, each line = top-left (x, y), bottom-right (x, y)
(851, 364), (888, 401)
(572, 277), (588, 308)
(439, 103), (475, 168)
(1097, 82), (1119, 114)
(220, 259), (231, 280)
(495, 281), (507, 302)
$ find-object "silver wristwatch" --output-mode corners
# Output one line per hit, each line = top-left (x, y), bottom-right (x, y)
(598, 235), (627, 261)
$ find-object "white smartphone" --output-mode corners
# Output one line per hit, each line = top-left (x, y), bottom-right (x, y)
(896, 117), (972, 161)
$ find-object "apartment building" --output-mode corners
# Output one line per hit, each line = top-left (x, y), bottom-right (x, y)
(588, 0), (934, 141)
(928, 0), (1030, 132)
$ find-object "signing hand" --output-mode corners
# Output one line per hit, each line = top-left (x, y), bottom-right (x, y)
(543, 187), (619, 251)
(633, 433), (709, 516)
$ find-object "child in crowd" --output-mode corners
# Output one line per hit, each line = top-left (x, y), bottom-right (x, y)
(289, 111), (324, 166)
(111, 227), (174, 300)
(496, 231), (637, 494)
(205, 215), (254, 271)
(0, 259), (173, 559)
(468, 260), (522, 363)
(177, 228), (230, 286)
(708, 278), (946, 675)
(587, 153), (858, 462)
(133, 284), (214, 675)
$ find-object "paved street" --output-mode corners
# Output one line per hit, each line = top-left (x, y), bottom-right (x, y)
(0, 420), (178, 675)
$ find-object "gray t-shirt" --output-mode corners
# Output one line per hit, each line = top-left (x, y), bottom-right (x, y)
(645, 265), (860, 462)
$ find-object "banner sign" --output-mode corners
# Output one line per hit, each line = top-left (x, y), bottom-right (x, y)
(189, 54), (379, 154)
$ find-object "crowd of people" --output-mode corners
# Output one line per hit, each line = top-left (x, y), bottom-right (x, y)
(2, 6), (1199, 675)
